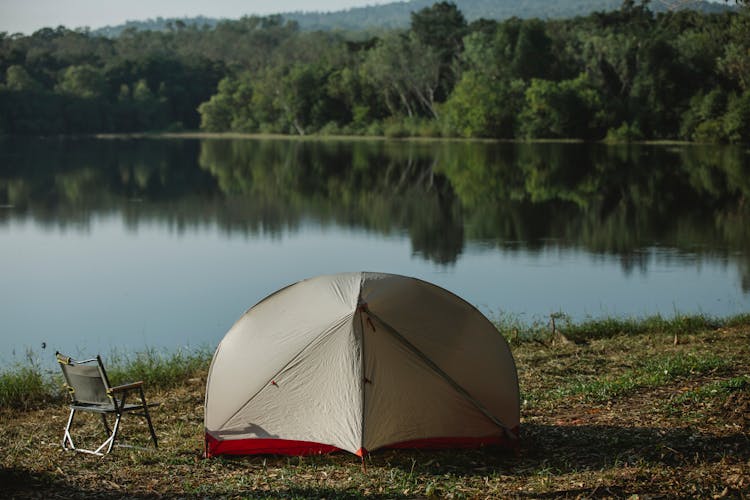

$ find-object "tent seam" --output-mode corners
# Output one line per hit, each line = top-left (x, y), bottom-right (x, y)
(358, 274), (367, 455)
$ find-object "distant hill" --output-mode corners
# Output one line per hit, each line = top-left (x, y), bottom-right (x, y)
(93, 16), (221, 38)
(283, 0), (735, 31)
(92, 0), (736, 37)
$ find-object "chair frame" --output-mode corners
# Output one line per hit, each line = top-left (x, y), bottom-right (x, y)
(56, 352), (159, 456)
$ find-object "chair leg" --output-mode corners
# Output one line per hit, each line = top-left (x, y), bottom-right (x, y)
(62, 408), (76, 451)
(144, 410), (158, 449)
(139, 388), (158, 449)
(63, 409), (115, 456)
(100, 414), (112, 436)
(62, 403), (157, 455)
(101, 413), (122, 455)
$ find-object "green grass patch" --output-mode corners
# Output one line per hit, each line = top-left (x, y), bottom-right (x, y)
(725, 313), (750, 328)
(552, 353), (728, 402)
(670, 375), (749, 405)
(100, 346), (213, 391)
(494, 312), (733, 343)
(0, 366), (57, 409)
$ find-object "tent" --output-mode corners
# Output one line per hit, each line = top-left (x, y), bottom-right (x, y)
(204, 272), (520, 457)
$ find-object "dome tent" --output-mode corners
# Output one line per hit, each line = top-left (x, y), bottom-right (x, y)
(204, 272), (520, 457)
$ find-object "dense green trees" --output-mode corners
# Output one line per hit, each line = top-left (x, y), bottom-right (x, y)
(0, 23), (226, 134)
(519, 74), (604, 139)
(195, 2), (749, 142)
(1, 2), (749, 142)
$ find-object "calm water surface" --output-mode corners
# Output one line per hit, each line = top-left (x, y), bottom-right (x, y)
(1, 137), (748, 363)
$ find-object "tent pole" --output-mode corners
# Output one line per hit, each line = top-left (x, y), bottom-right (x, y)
(357, 298), (368, 459)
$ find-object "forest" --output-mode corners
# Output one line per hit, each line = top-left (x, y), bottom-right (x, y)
(1, 0), (749, 142)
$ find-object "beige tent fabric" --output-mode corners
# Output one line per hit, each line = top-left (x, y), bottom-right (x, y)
(361, 311), (502, 450)
(361, 273), (520, 431)
(205, 272), (520, 455)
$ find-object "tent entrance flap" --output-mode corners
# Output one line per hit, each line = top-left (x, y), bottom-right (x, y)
(361, 307), (509, 451)
(363, 308), (511, 434)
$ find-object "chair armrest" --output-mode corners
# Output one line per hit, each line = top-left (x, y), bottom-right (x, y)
(109, 381), (144, 392)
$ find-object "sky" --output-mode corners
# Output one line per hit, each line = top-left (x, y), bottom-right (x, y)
(0, 0), (396, 35)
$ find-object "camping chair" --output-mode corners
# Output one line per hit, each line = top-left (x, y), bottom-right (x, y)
(56, 351), (159, 456)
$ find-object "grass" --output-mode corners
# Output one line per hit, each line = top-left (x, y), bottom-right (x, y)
(669, 375), (750, 405)
(104, 346), (213, 390)
(550, 352), (728, 402)
(0, 366), (56, 410)
(492, 311), (746, 343)
(1, 314), (749, 498)
(0, 346), (213, 409)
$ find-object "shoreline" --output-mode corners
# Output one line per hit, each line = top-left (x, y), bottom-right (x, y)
(0, 130), (715, 146)
(102, 131), (710, 146)
(3, 312), (748, 410)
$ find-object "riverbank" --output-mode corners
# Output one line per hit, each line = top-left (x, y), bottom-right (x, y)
(1, 314), (748, 498)
(90, 130), (707, 146)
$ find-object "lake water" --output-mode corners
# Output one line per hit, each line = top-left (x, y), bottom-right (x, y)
(1, 137), (749, 364)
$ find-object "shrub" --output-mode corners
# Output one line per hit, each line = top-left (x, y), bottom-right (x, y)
(365, 121), (384, 137)
(723, 91), (750, 143)
(605, 122), (644, 143)
(383, 120), (409, 138)
(692, 119), (726, 143)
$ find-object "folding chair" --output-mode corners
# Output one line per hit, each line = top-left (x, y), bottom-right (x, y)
(56, 351), (159, 456)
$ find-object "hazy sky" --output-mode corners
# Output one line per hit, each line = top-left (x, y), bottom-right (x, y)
(0, 0), (396, 34)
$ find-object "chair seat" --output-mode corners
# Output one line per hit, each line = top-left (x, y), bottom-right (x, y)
(70, 402), (160, 414)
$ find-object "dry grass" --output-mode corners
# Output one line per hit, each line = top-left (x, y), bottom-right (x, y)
(1, 323), (748, 498)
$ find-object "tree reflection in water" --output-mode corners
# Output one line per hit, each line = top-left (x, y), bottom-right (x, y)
(0, 137), (748, 287)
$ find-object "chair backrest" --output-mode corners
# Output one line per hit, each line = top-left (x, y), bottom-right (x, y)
(56, 352), (112, 406)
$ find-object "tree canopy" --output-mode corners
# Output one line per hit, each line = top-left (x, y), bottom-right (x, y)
(1, 1), (749, 143)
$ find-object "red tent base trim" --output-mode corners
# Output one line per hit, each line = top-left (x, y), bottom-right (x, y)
(206, 429), (520, 458)
(205, 434), (341, 457)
